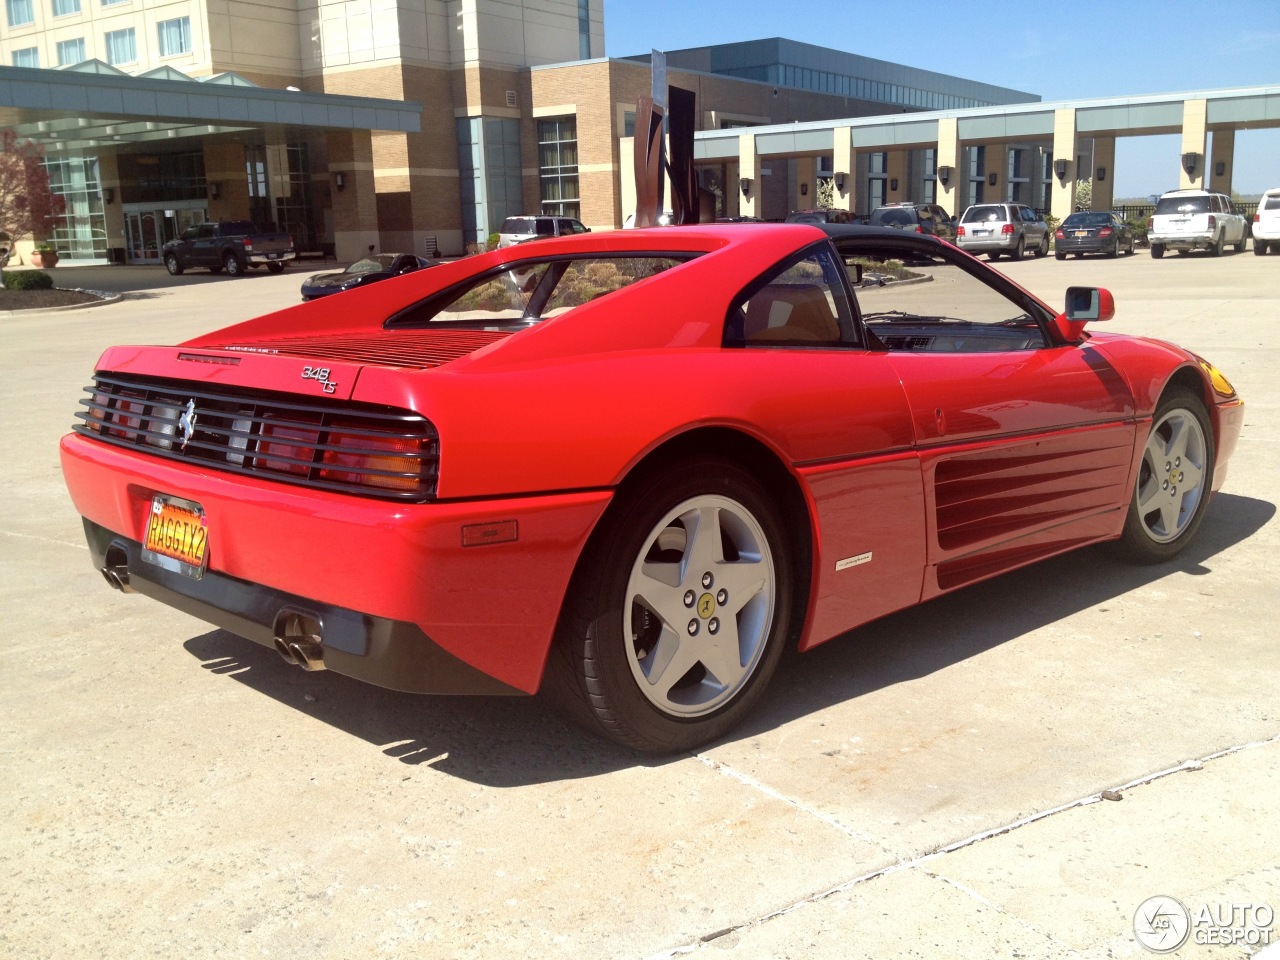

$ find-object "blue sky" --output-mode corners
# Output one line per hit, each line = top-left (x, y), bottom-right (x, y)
(603, 0), (1280, 197)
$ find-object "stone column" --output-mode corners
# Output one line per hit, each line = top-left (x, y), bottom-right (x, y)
(1180, 99), (1208, 189)
(1051, 109), (1078, 222)
(936, 117), (960, 217)
(327, 130), (379, 262)
(1091, 135), (1115, 211)
(738, 132), (759, 219)
(795, 156), (816, 211)
(832, 125), (853, 214)
(1209, 128), (1236, 193)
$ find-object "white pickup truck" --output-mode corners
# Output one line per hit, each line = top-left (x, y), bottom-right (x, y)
(1148, 189), (1248, 258)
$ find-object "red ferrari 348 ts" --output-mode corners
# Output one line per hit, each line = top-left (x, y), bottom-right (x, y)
(61, 224), (1244, 752)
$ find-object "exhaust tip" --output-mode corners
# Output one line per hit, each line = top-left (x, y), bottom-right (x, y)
(101, 543), (134, 593)
(273, 636), (298, 665)
(287, 641), (326, 671)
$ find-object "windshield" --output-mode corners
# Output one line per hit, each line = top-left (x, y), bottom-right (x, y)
(347, 257), (395, 274)
(1155, 196), (1210, 215)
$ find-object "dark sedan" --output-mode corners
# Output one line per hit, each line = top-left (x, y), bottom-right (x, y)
(1054, 211), (1135, 259)
(301, 254), (436, 300)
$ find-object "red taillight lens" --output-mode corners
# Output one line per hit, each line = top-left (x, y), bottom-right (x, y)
(1001, 224), (1015, 235)
(1208, 215), (1216, 230)
(257, 415), (320, 476)
(956, 225), (965, 236)
(107, 393), (146, 440)
(1098, 227), (1113, 237)
(240, 237), (252, 247)
(1055, 228), (1065, 239)
(319, 427), (428, 492)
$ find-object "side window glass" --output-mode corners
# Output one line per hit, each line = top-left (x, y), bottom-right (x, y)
(434, 265), (552, 322)
(727, 246), (855, 347)
(847, 242), (1049, 353)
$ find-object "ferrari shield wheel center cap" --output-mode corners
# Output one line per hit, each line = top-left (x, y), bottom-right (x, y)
(697, 593), (716, 619)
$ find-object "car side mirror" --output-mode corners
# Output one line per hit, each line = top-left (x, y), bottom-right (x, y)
(843, 258), (864, 284)
(1053, 286), (1115, 341)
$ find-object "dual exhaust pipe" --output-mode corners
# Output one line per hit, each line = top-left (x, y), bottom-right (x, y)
(273, 610), (327, 672)
(101, 541), (325, 672)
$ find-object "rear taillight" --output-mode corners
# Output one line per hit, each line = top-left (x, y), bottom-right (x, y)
(1001, 224), (1015, 235)
(1055, 228), (1066, 239)
(915, 225), (924, 234)
(1255, 214), (1261, 222)
(319, 427), (430, 493)
(1208, 215), (1217, 230)
(956, 225), (966, 236)
(1098, 227), (1113, 237)
(107, 392), (146, 440)
(257, 415), (320, 476)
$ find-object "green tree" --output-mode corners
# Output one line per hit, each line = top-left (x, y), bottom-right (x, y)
(1075, 177), (1093, 210)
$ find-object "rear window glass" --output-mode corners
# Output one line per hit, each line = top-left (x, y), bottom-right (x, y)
(1063, 212), (1111, 226)
(501, 218), (535, 234)
(962, 205), (1008, 223)
(388, 256), (691, 327)
(870, 208), (916, 227)
(1264, 196), (1280, 211)
(1155, 196), (1211, 215)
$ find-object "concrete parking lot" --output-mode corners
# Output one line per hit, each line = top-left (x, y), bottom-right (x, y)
(1, 247), (1277, 959)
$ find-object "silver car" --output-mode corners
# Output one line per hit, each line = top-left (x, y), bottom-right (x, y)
(956, 203), (1050, 260)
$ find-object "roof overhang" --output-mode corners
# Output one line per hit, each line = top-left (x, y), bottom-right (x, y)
(0, 62), (421, 153)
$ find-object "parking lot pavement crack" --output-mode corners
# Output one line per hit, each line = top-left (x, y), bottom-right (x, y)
(693, 754), (900, 853)
(653, 735), (1280, 959)
(0, 529), (90, 550)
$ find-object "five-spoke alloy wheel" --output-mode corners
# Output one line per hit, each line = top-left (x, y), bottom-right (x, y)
(547, 459), (794, 753)
(1117, 388), (1214, 562)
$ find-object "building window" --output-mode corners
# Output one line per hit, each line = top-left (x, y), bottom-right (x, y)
(104, 27), (136, 65)
(538, 116), (579, 219)
(56, 37), (86, 65)
(42, 155), (107, 261)
(6, 0), (34, 25)
(51, 0), (80, 15)
(101, 0), (128, 5)
(157, 16), (190, 56)
(12, 46), (39, 66)
(577, 0), (590, 59)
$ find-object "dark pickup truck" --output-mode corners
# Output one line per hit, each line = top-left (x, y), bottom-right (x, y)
(162, 221), (296, 277)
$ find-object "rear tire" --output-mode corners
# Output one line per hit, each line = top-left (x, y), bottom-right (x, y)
(1234, 233), (1247, 253)
(1009, 237), (1025, 261)
(1035, 235), (1049, 258)
(164, 254), (183, 276)
(1054, 250), (1066, 261)
(267, 262), (286, 274)
(544, 459), (795, 753)
(1255, 240), (1268, 256)
(1211, 233), (1224, 257)
(1151, 243), (1164, 259)
(223, 253), (245, 276)
(1114, 388), (1214, 564)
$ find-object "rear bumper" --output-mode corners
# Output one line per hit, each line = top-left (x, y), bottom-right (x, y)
(61, 433), (612, 693)
(246, 251), (297, 264)
(1149, 231), (1215, 249)
(84, 519), (522, 695)
(1055, 236), (1114, 254)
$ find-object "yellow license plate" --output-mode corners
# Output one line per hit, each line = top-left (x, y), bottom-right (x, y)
(141, 495), (209, 578)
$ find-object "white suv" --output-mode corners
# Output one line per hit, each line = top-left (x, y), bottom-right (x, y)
(1252, 188), (1280, 255)
(1148, 189), (1248, 258)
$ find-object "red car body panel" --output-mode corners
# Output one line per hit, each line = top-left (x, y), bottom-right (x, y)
(60, 224), (1245, 699)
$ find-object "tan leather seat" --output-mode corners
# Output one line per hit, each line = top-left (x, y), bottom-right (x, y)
(745, 284), (840, 343)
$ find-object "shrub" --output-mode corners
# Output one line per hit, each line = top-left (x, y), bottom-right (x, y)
(2, 270), (54, 290)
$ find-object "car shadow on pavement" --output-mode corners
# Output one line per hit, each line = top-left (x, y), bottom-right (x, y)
(182, 492), (1273, 786)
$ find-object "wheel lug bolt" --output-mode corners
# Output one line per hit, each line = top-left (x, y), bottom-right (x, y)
(1164, 461), (1171, 472)
(708, 618), (720, 634)
(701, 572), (713, 589)
(716, 589), (728, 605)
(687, 619), (699, 636)
(1162, 480), (1169, 490)
(683, 590), (696, 608)
(1175, 457), (1181, 467)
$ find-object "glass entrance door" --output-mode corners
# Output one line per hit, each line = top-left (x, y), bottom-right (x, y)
(126, 211), (162, 264)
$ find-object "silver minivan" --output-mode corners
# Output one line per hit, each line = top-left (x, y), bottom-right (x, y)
(497, 215), (589, 249)
(955, 203), (1050, 260)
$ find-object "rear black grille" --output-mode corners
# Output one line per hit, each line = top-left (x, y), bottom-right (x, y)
(73, 375), (439, 501)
